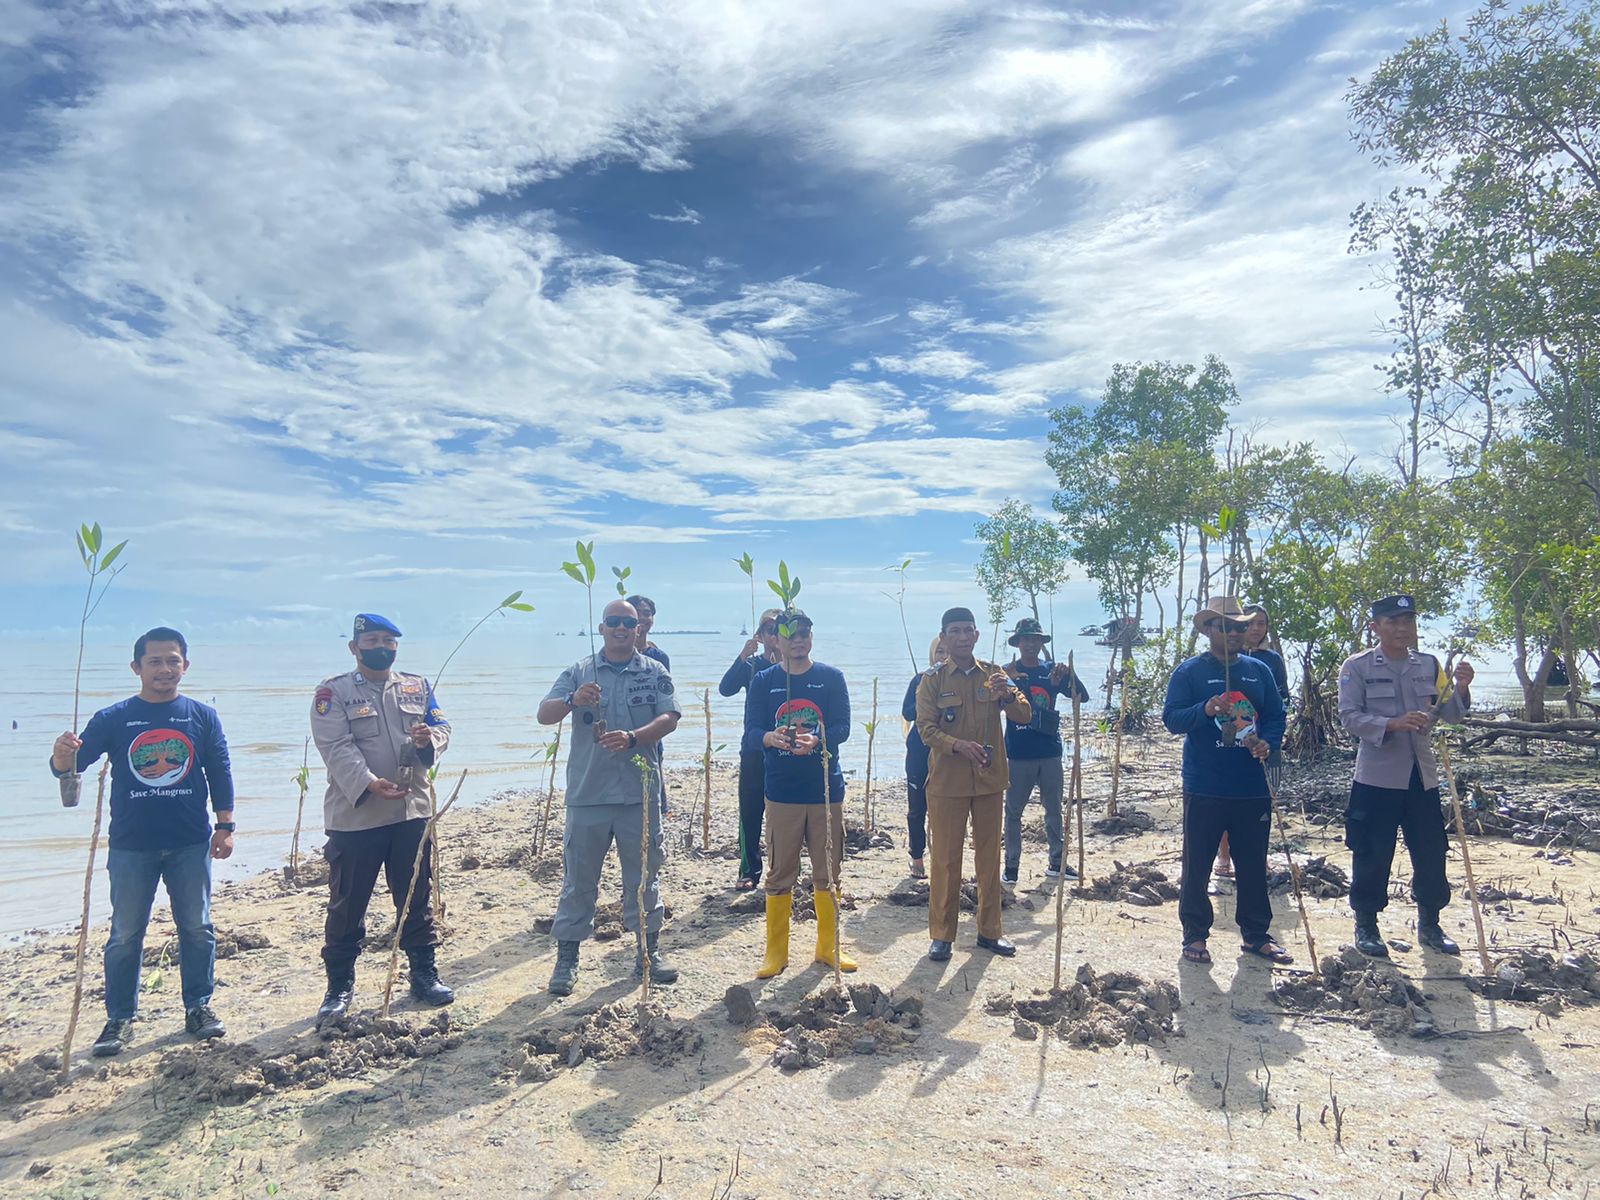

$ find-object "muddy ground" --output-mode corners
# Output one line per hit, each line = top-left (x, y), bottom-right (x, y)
(1, 738), (1598, 1198)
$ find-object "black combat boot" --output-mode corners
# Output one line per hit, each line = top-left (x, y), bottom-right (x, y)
(1417, 907), (1460, 955)
(634, 931), (679, 984)
(318, 958), (355, 1024)
(548, 940), (580, 996)
(407, 945), (456, 1006)
(1353, 911), (1388, 958)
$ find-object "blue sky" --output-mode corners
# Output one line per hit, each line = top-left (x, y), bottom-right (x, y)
(0, 0), (1463, 643)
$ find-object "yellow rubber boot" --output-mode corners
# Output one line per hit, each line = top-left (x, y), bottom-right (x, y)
(757, 891), (792, 979)
(813, 888), (858, 972)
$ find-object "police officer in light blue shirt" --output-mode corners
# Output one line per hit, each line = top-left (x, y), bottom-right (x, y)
(537, 598), (683, 997)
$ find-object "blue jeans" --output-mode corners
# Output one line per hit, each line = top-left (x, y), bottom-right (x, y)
(105, 842), (215, 1019)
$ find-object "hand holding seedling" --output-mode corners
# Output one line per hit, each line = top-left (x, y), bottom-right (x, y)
(1203, 694), (1234, 718)
(1048, 661), (1071, 686)
(985, 670), (1017, 701)
(597, 729), (633, 753)
(788, 730), (819, 756)
(740, 635), (761, 659)
(572, 681), (602, 708)
(410, 723), (432, 748)
(209, 828), (235, 860)
(952, 739), (989, 766)
(52, 732), (82, 773)
(1387, 710), (1432, 733)
(1240, 733), (1272, 762)
(763, 727), (795, 752)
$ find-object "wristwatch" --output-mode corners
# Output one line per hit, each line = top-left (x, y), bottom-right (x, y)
(626, 731), (639, 749)
(564, 691), (576, 707)
(215, 821), (236, 832)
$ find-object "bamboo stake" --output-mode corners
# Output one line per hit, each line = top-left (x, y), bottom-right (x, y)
(428, 776), (446, 925)
(61, 761), (110, 1079)
(1259, 755), (1320, 979)
(702, 690), (713, 850)
(1439, 738), (1492, 977)
(1108, 667), (1128, 818)
(630, 754), (656, 1016)
(1070, 651), (1085, 881)
(817, 714), (843, 992)
(863, 678), (878, 834)
(289, 737), (310, 883)
(381, 769), (466, 1017)
(535, 722), (563, 858)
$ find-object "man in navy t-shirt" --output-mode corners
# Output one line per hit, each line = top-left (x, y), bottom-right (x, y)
(1162, 598), (1288, 967)
(745, 609), (857, 979)
(51, 626), (235, 1056)
(1001, 617), (1088, 883)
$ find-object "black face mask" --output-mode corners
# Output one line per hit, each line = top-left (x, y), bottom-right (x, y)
(359, 647), (397, 671)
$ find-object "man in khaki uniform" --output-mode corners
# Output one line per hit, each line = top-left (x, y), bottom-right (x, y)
(1338, 594), (1474, 958)
(916, 606), (1031, 961)
(310, 613), (454, 1023)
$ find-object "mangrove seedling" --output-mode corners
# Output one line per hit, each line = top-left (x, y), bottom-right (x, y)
(700, 689), (721, 851)
(534, 726), (563, 858)
(861, 677), (879, 833)
(767, 560), (803, 736)
(562, 540), (600, 668)
(734, 551), (757, 633)
(62, 523), (128, 807)
(431, 590), (535, 695)
(289, 738), (311, 883)
(881, 558), (919, 673)
(612, 565), (632, 598)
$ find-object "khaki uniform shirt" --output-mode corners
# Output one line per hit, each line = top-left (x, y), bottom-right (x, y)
(311, 669), (450, 832)
(1337, 647), (1467, 790)
(916, 660), (1032, 797)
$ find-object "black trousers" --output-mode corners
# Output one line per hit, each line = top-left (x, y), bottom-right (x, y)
(905, 742), (929, 860)
(1346, 765), (1451, 915)
(1180, 790), (1273, 945)
(737, 748), (766, 883)
(322, 818), (435, 965)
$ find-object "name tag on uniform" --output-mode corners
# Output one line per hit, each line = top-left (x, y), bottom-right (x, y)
(350, 705), (376, 718)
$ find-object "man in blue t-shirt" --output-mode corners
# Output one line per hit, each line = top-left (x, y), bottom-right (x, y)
(50, 627), (235, 1057)
(1162, 598), (1289, 967)
(1001, 617), (1088, 883)
(745, 609), (856, 979)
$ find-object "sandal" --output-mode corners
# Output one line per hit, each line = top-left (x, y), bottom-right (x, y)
(1211, 860), (1235, 879)
(1181, 941), (1211, 964)
(1242, 939), (1294, 964)
(909, 858), (926, 879)
(735, 877), (757, 892)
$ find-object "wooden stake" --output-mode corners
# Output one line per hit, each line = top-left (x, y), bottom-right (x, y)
(381, 770), (466, 1017)
(289, 737), (309, 883)
(864, 678), (878, 833)
(702, 689), (713, 851)
(535, 720), (563, 858)
(631, 754), (657, 1018)
(1108, 667), (1129, 818)
(817, 714), (843, 992)
(1070, 651), (1085, 882)
(429, 777), (445, 926)
(1439, 738), (1492, 977)
(1263, 763), (1320, 980)
(61, 761), (110, 1080)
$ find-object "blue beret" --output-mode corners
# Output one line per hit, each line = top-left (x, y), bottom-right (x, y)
(353, 613), (403, 637)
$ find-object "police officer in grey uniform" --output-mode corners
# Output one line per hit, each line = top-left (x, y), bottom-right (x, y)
(1338, 595), (1475, 958)
(537, 598), (682, 996)
(310, 613), (454, 1022)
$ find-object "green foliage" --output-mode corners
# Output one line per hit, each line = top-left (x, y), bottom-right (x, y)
(612, 565), (632, 597)
(432, 589), (536, 692)
(767, 560), (802, 634)
(734, 552), (755, 578)
(562, 540), (597, 586)
(975, 499), (1070, 626)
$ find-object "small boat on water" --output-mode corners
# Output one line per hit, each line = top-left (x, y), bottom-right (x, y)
(1078, 625), (1102, 637)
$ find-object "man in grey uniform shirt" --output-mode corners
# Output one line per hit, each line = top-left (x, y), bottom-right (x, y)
(1338, 594), (1474, 958)
(537, 598), (682, 996)
(311, 613), (454, 1023)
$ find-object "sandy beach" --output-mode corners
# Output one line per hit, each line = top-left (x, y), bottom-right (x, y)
(1, 735), (1597, 1198)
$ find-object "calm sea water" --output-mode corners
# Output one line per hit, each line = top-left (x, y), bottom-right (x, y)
(1, 630), (1524, 936)
(0, 629), (1124, 935)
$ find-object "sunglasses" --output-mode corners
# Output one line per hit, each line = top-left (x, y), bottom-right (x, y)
(602, 615), (640, 629)
(1208, 620), (1251, 633)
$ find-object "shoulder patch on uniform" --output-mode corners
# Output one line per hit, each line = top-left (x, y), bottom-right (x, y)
(314, 686), (332, 716)
(659, 676), (674, 695)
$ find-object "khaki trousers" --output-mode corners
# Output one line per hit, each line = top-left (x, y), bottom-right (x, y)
(764, 801), (845, 895)
(927, 791), (1003, 941)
